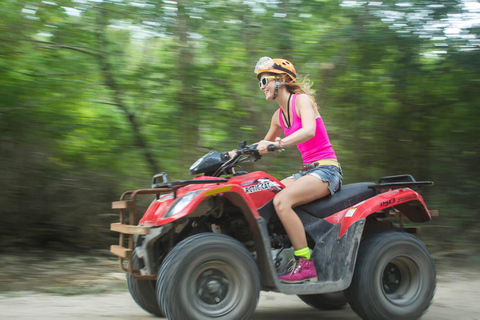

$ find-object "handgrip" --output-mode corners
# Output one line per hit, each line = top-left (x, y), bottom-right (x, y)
(267, 144), (278, 152)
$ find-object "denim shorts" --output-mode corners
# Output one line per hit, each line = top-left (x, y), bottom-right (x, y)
(287, 165), (343, 195)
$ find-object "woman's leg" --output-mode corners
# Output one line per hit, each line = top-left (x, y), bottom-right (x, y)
(274, 175), (330, 250)
(275, 175), (330, 283)
(280, 177), (295, 188)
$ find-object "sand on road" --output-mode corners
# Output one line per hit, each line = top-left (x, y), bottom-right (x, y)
(0, 271), (479, 320)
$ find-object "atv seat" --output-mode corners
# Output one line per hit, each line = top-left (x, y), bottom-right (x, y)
(295, 182), (376, 219)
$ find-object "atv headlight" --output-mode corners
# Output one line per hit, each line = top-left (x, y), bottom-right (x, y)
(164, 190), (203, 218)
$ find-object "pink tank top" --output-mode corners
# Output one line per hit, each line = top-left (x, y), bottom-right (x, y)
(279, 94), (337, 164)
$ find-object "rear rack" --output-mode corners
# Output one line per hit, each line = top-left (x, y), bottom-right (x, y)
(369, 175), (437, 232)
(369, 174), (434, 191)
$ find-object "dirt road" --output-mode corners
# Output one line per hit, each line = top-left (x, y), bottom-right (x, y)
(1, 271), (479, 320)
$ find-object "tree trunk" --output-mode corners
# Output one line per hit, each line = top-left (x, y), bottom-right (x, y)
(176, 0), (201, 166)
(96, 7), (160, 174)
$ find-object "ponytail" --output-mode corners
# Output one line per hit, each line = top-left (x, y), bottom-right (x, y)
(285, 75), (317, 107)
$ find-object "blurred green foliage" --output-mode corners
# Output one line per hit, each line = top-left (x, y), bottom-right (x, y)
(0, 0), (478, 252)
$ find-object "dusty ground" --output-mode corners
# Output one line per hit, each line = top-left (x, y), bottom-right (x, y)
(0, 251), (479, 319)
(0, 250), (126, 295)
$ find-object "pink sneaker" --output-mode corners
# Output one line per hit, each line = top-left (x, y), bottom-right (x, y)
(279, 258), (318, 283)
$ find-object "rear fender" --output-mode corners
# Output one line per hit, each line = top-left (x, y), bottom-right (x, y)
(325, 188), (431, 238)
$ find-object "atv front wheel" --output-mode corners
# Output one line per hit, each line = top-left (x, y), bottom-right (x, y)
(345, 230), (436, 320)
(126, 253), (164, 317)
(156, 233), (261, 320)
(297, 291), (347, 310)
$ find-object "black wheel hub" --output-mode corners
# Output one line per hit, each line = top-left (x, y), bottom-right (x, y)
(381, 256), (422, 306)
(196, 268), (229, 305)
(383, 262), (401, 294)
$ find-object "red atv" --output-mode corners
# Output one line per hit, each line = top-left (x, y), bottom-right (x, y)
(110, 141), (437, 320)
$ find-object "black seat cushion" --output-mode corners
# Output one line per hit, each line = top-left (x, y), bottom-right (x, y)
(294, 182), (376, 219)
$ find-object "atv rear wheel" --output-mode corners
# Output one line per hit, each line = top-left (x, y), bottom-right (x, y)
(345, 231), (436, 320)
(126, 253), (164, 317)
(156, 233), (261, 320)
(297, 291), (347, 310)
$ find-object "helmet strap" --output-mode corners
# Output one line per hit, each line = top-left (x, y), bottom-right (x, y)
(273, 80), (289, 100)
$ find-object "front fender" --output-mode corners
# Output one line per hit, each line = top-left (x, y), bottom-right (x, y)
(154, 185), (261, 232)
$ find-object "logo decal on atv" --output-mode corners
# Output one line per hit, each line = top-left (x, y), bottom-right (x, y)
(380, 198), (396, 207)
(345, 208), (357, 217)
(243, 179), (281, 194)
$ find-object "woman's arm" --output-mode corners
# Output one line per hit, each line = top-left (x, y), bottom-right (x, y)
(264, 109), (283, 141)
(256, 109), (283, 155)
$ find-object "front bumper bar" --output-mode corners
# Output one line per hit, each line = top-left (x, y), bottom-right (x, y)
(110, 187), (172, 280)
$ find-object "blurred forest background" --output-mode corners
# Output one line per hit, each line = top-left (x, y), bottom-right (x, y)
(1, 0), (479, 261)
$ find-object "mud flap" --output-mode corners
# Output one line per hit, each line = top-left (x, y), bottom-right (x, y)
(254, 216), (365, 295)
(302, 214), (364, 284)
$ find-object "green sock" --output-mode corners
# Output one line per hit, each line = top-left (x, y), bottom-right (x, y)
(294, 247), (310, 260)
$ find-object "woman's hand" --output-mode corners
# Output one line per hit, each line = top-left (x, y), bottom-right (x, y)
(256, 140), (280, 155)
(227, 149), (237, 158)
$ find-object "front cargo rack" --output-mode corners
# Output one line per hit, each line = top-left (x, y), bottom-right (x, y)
(110, 186), (172, 279)
(110, 175), (228, 279)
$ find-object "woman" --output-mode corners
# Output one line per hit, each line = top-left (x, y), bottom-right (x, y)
(254, 57), (343, 283)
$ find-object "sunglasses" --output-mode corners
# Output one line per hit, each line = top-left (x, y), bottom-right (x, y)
(259, 76), (276, 88)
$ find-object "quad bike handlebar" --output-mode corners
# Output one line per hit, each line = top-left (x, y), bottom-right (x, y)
(233, 141), (282, 157)
(213, 141), (260, 176)
(215, 141), (282, 176)
(267, 143), (284, 152)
